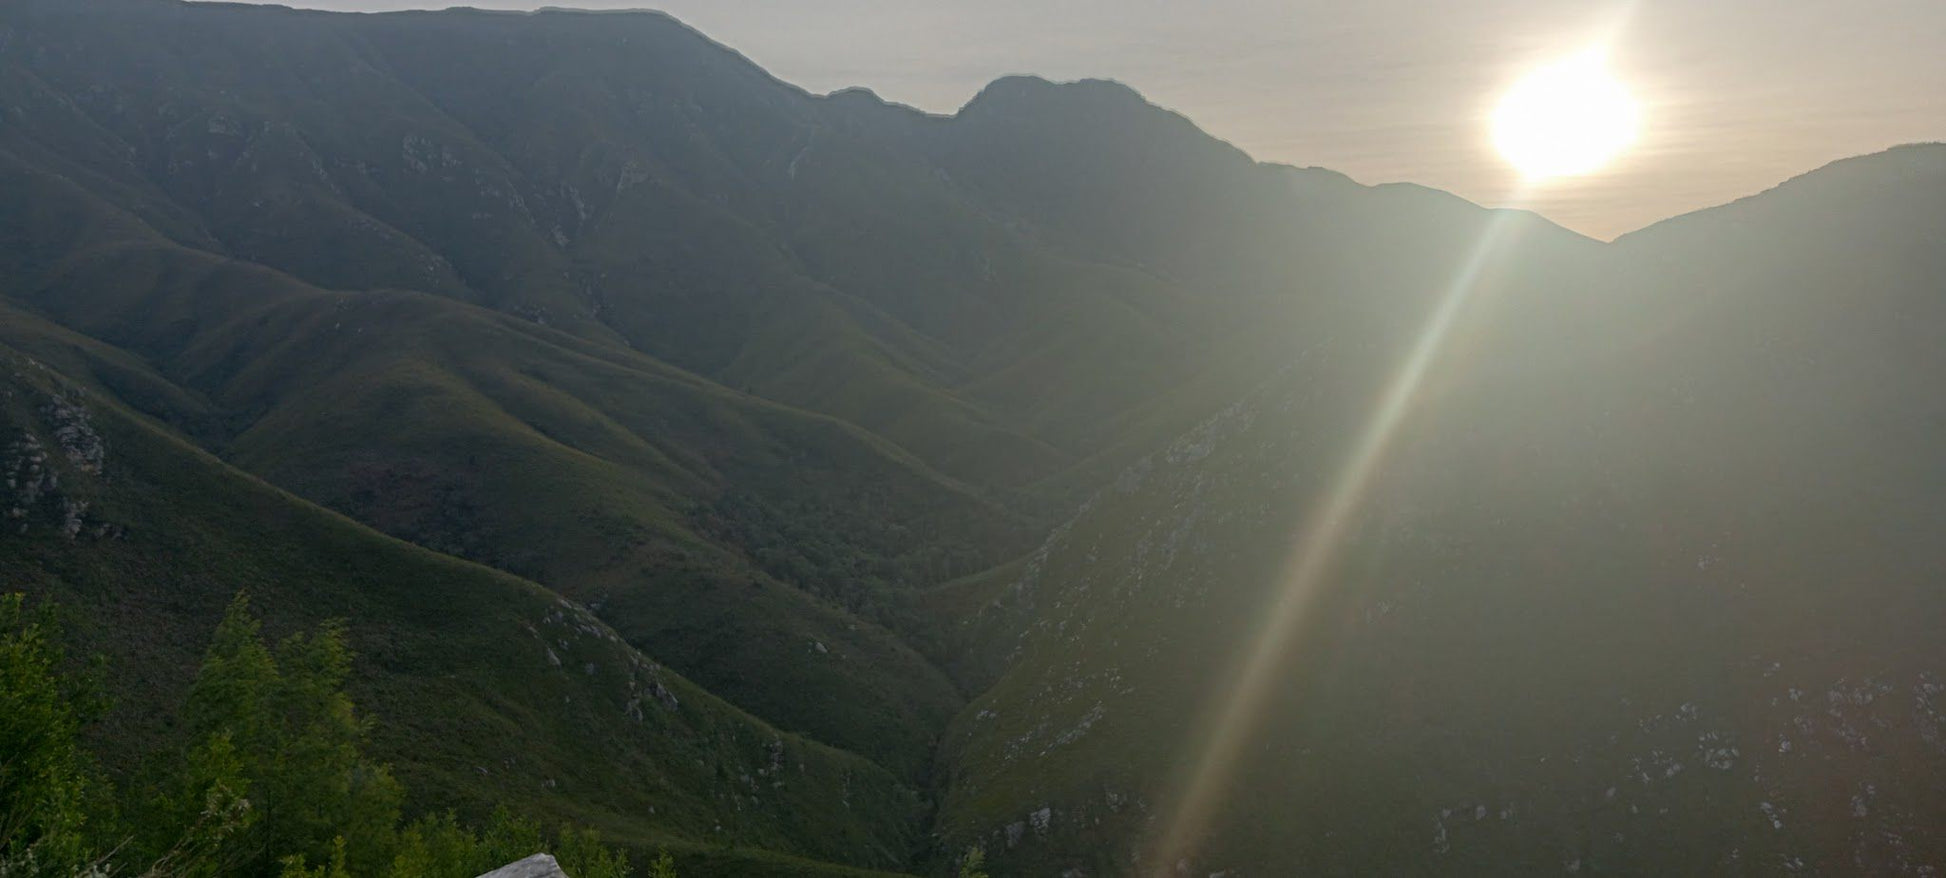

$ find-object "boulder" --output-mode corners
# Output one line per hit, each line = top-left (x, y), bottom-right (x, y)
(476, 853), (570, 878)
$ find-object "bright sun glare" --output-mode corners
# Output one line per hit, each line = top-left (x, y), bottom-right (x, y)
(1492, 50), (1641, 179)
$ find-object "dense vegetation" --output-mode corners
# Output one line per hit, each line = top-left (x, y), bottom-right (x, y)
(2, 591), (646, 878)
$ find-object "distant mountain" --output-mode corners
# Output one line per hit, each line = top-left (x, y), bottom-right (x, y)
(3, 0), (1942, 874)
(939, 143), (1946, 874)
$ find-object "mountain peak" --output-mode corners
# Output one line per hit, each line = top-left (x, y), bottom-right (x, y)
(957, 75), (1152, 119)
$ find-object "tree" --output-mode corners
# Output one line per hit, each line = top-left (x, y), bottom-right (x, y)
(276, 837), (350, 878)
(167, 594), (402, 876)
(552, 826), (631, 878)
(135, 730), (255, 878)
(643, 850), (679, 878)
(957, 846), (990, 878)
(387, 813), (482, 878)
(0, 592), (104, 876)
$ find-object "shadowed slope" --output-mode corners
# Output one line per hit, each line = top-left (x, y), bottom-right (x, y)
(0, 121), (1014, 778)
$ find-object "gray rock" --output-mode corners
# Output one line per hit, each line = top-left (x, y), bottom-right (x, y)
(476, 852), (569, 878)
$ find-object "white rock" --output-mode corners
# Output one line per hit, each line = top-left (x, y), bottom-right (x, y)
(476, 853), (570, 878)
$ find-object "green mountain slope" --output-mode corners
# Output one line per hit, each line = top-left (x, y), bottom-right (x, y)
(0, 311), (925, 872)
(0, 137), (1007, 778)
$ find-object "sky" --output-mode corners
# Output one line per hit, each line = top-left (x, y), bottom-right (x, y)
(235, 0), (1945, 239)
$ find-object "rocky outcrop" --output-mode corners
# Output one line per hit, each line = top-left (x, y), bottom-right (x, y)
(3, 377), (111, 540)
(475, 853), (569, 878)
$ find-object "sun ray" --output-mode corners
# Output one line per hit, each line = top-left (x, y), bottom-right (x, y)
(1144, 187), (1537, 875)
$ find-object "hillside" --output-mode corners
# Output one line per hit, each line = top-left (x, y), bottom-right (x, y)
(0, 309), (926, 872)
(0, 143), (1009, 780)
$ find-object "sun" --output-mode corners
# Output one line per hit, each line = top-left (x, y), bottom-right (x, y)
(1492, 50), (1641, 179)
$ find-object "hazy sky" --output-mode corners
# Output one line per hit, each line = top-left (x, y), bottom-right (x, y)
(237, 0), (1944, 239)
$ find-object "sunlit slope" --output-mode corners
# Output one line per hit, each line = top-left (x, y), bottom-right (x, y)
(0, 317), (926, 872)
(938, 146), (1946, 875)
(916, 187), (1604, 695)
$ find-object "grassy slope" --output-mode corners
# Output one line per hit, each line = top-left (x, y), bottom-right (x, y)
(0, 321), (928, 872)
(203, 290), (1002, 779)
(89, 302), (986, 781)
(0, 142), (1014, 780)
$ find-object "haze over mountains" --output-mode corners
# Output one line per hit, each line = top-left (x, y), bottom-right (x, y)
(2, 1), (1942, 874)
